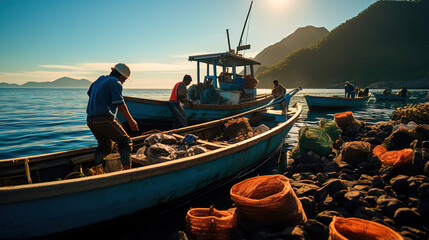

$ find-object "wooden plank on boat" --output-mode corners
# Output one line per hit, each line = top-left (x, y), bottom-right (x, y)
(70, 154), (93, 165)
(24, 159), (32, 184)
(171, 133), (227, 149)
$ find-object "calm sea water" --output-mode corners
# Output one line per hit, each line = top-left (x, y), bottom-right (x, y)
(0, 88), (428, 160)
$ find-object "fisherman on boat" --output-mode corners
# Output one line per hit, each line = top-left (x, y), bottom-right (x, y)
(397, 86), (408, 97)
(345, 81), (355, 98)
(86, 63), (139, 175)
(168, 74), (193, 129)
(272, 80), (286, 99)
(272, 80), (287, 114)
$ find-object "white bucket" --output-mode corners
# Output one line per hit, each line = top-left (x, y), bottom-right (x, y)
(104, 153), (122, 173)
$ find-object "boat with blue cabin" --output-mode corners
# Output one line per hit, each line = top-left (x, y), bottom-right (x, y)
(118, 51), (273, 131)
(0, 89), (302, 239)
(304, 94), (371, 111)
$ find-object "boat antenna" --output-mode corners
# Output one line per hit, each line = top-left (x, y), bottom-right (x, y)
(226, 29), (232, 53)
(237, 0), (253, 54)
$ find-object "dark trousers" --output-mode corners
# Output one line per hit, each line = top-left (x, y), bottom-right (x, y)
(168, 101), (188, 129)
(87, 116), (133, 167)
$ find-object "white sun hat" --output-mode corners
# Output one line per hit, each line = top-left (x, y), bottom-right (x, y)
(112, 63), (131, 79)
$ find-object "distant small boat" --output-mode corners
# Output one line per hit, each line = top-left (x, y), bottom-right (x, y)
(373, 93), (408, 101)
(0, 89), (302, 239)
(304, 95), (370, 111)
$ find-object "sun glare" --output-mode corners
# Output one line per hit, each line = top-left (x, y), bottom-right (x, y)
(265, 0), (293, 11)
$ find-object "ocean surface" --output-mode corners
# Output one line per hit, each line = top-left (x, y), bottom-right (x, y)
(1, 88), (428, 239)
(1, 88), (428, 160)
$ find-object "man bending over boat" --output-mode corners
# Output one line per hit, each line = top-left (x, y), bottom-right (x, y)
(345, 81), (355, 98)
(86, 63), (139, 175)
(272, 80), (287, 114)
(168, 74), (193, 129)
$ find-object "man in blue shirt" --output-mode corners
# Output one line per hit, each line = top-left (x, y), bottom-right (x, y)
(86, 63), (139, 175)
(345, 81), (355, 98)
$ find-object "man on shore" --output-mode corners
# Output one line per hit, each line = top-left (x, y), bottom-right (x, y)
(168, 74), (193, 129)
(86, 63), (139, 175)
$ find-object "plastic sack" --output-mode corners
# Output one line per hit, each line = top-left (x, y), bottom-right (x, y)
(372, 145), (413, 167)
(224, 117), (253, 139)
(144, 133), (178, 146)
(253, 124), (270, 136)
(329, 216), (403, 240)
(230, 175), (307, 230)
(145, 143), (177, 162)
(334, 111), (356, 128)
(186, 207), (237, 240)
(294, 126), (332, 157)
(319, 118), (342, 141)
(181, 134), (199, 146)
(187, 145), (209, 156)
(339, 141), (371, 166)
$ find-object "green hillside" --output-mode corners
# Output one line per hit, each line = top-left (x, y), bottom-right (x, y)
(253, 26), (329, 73)
(257, 0), (429, 88)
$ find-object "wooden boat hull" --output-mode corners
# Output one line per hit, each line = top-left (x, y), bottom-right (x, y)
(0, 103), (301, 239)
(304, 95), (370, 111)
(117, 94), (273, 130)
(373, 93), (407, 101)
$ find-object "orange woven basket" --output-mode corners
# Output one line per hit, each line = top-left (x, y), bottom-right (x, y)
(186, 207), (237, 240)
(230, 174), (307, 229)
(329, 216), (403, 240)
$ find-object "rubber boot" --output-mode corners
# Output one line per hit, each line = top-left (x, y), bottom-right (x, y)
(88, 164), (104, 175)
(120, 152), (132, 170)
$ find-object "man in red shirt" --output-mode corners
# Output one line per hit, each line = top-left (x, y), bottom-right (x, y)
(168, 74), (193, 128)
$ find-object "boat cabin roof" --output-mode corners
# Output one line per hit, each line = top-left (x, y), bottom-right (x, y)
(188, 52), (260, 67)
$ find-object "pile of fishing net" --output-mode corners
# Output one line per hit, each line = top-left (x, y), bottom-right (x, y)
(390, 102), (429, 124)
(133, 133), (209, 165)
(188, 83), (213, 101)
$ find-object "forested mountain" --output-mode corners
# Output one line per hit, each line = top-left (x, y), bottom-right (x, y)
(257, 0), (429, 88)
(253, 26), (329, 74)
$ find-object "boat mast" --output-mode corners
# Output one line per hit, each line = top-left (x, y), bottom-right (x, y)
(237, 1), (253, 54)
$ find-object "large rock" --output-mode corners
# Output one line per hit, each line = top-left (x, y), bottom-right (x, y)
(344, 191), (361, 211)
(377, 195), (407, 217)
(418, 183), (429, 217)
(303, 220), (329, 240)
(393, 208), (422, 226)
(299, 197), (317, 219)
(317, 196), (336, 211)
(315, 210), (343, 226)
(383, 127), (419, 150)
(390, 175), (410, 194)
(267, 225), (305, 240)
(338, 141), (371, 166)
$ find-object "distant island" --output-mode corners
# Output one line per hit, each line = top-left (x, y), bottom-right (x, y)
(0, 77), (92, 88)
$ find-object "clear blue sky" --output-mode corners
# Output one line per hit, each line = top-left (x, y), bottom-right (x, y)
(0, 0), (377, 88)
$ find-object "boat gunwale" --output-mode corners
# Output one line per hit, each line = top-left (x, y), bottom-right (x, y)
(373, 93), (408, 100)
(304, 94), (370, 101)
(0, 104), (302, 204)
(123, 93), (273, 110)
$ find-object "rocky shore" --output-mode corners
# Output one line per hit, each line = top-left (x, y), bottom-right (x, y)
(174, 103), (429, 240)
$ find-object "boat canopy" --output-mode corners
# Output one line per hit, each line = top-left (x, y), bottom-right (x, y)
(188, 51), (260, 88)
